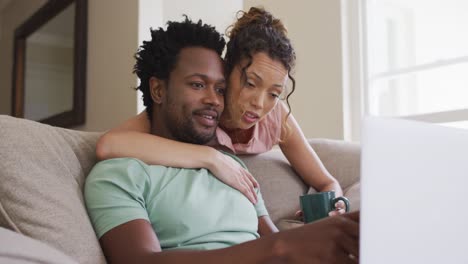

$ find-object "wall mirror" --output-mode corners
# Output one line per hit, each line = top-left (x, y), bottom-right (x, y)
(12, 0), (87, 127)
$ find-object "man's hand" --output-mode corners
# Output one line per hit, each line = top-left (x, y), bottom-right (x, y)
(275, 211), (360, 264)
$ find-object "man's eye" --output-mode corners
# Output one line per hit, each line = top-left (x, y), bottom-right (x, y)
(216, 88), (226, 95)
(191, 82), (205, 89)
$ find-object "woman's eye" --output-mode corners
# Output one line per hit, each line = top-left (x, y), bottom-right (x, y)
(246, 82), (255, 88)
(270, 93), (280, 98)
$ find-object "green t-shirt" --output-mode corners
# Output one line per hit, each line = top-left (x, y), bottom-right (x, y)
(84, 154), (268, 251)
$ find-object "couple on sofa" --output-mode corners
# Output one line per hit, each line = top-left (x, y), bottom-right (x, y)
(85, 7), (359, 264)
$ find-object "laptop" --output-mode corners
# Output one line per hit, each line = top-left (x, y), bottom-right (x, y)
(360, 117), (468, 264)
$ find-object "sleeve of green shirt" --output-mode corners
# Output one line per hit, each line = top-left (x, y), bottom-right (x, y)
(84, 158), (151, 238)
(253, 188), (268, 217)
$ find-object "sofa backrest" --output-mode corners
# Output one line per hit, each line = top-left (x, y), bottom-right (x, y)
(240, 151), (308, 222)
(0, 115), (106, 264)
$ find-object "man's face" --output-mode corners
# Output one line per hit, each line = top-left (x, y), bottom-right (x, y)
(159, 47), (226, 144)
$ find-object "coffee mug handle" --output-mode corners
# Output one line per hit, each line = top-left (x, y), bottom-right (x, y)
(332, 196), (350, 212)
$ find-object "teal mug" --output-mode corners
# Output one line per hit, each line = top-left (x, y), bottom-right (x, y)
(300, 191), (350, 223)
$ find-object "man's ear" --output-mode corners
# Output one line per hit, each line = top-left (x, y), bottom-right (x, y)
(149, 77), (165, 104)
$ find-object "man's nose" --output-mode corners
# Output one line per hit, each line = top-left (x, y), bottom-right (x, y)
(202, 86), (222, 107)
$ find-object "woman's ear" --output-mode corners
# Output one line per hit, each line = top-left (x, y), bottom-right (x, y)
(149, 77), (165, 104)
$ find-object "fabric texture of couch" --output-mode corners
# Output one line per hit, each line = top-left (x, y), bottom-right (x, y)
(0, 115), (360, 263)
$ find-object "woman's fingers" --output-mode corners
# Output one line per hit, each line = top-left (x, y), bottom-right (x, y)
(237, 179), (254, 204)
(294, 210), (304, 221)
(215, 154), (259, 204)
(240, 172), (257, 203)
(233, 171), (256, 204)
(335, 200), (346, 209)
(245, 171), (259, 188)
(329, 208), (346, 216)
(328, 200), (347, 216)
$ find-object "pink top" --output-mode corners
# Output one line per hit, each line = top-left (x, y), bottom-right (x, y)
(215, 103), (286, 154)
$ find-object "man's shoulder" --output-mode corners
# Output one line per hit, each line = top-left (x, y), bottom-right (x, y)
(92, 157), (147, 171)
(96, 157), (147, 166)
(87, 158), (150, 182)
(218, 151), (248, 170)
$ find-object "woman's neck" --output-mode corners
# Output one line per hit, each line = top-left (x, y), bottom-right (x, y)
(221, 124), (254, 144)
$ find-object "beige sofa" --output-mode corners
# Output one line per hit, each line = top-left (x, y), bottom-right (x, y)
(0, 115), (361, 263)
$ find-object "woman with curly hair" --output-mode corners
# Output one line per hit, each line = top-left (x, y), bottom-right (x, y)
(96, 7), (346, 216)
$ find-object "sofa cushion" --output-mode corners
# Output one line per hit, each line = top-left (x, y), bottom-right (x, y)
(240, 149), (308, 224)
(344, 182), (361, 211)
(0, 116), (106, 264)
(308, 138), (361, 190)
(0, 227), (78, 264)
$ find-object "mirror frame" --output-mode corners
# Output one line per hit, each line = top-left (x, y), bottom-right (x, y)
(11, 0), (87, 128)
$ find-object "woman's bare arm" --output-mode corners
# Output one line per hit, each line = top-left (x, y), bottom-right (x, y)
(96, 111), (259, 203)
(278, 105), (343, 197)
(97, 112), (212, 167)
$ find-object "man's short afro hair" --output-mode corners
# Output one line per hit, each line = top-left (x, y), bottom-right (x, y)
(134, 16), (226, 121)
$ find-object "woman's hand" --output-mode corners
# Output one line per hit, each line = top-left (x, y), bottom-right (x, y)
(207, 151), (259, 204)
(329, 200), (347, 216)
(294, 198), (348, 222)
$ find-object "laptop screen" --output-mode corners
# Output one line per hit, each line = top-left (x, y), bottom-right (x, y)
(360, 117), (468, 264)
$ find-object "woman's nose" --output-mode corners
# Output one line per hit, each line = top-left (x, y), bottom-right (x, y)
(251, 92), (265, 109)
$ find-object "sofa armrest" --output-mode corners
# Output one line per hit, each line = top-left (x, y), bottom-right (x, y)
(0, 228), (78, 264)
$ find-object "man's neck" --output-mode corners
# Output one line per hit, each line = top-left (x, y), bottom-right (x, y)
(150, 108), (174, 141)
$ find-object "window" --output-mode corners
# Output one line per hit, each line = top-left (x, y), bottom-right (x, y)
(358, 0), (468, 134)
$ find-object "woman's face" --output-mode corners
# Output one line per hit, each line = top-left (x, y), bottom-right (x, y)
(223, 52), (288, 130)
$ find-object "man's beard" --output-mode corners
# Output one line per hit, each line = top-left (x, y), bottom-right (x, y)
(164, 106), (218, 145)
(168, 117), (216, 145)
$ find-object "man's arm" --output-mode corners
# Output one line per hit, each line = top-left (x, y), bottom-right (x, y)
(99, 212), (360, 264)
(100, 219), (274, 264)
(258, 215), (279, 236)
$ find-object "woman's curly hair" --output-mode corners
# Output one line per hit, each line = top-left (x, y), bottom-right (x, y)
(225, 7), (297, 139)
(134, 16), (226, 121)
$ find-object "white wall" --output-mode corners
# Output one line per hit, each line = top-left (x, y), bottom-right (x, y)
(76, 0), (139, 131)
(162, 0), (242, 35)
(1, 0), (346, 138)
(244, 0), (345, 139)
(0, 0), (46, 116)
